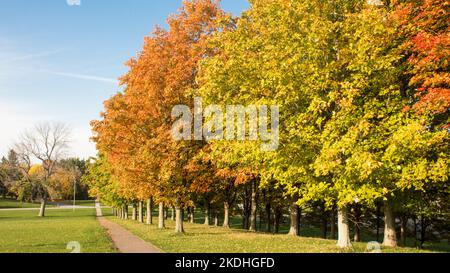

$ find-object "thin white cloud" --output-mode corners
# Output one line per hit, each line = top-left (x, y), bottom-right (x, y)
(0, 44), (118, 85)
(2, 49), (65, 63)
(46, 71), (119, 84)
(0, 47), (66, 84)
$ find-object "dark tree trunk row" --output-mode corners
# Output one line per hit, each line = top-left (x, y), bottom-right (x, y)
(110, 193), (422, 251)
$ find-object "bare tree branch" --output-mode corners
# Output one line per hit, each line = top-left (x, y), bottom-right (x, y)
(15, 122), (71, 188)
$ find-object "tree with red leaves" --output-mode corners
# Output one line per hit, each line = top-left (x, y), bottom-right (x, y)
(395, 0), (449, 125)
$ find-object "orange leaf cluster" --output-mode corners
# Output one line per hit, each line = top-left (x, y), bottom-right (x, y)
(396, 0), (450, 117)
(91, 0), (228, 203)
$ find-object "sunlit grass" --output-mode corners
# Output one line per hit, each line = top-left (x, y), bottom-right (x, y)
(0, 209), (116, 253)
(0, 198), (55, 209)
(107, 215), (447, 253)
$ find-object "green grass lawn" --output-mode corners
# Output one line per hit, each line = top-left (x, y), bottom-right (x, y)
(0, 209), (117, 253)
(0, 198), (98, 209)
(58, 200), (96, 207)
(0, 198), (56, 209)
(106, 214), (449, 253)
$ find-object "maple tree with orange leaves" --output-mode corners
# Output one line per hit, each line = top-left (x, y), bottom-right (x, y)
(395, 0), (449, 124)
(91, 0), (228, 233)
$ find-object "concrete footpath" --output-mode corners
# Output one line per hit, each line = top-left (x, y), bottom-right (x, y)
(95, 201), (163, 253)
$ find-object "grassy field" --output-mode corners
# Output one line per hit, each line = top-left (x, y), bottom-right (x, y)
(0, 198), (96, 209)
(0, 209), (116, 253)
(0, 198), (55, 209)
(1, 204), (446, 253)
(105, 212), (449, 253)
(58, 200), (96, 207)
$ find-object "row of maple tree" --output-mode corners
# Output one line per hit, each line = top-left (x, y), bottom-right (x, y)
(83, 0), (449, 248)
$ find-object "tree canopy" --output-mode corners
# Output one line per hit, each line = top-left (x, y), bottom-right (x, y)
(88, 0), (449, 247)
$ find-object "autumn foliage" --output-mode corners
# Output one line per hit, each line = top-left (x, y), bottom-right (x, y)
(87, 0), (449, 246)
(395, 0), (450, 119)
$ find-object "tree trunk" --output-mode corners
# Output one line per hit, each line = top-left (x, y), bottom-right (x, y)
(376, 203), (381, 242)
(420, 216), (426, 249)
(38, 198), (47, 217)
(322, 216), (328, 239)
(354, 224), (361, 242)
(337, 206), (352, 248)
(249, 180), (258, 232)
(243, 209), (248, 229)
(242, 184), (251, 229)
(288, 200), (299, 236)
(274, 208), (282, 234)
(321, 203), (327, 239)
(214, 211), (219, 227)
(174, 199), (184, 233)
(223, 202), (230, 228)
(259, 208), (263, 231)
(266, 202), (271, 233)
(174, 208), (184, 233)
(204, 203), (210, 225)
(383, 202), (397, 247)
(171, 206), (175, 221)
(132, 204), (137, 221)
(190, 207), (195, 224)
(243, 215), (248, 229)
(124, 205), (129, 220)
(353, 205), (361, 242)
(138, 201), (144, 223)
(186, 207), (191, 222)
(413, 217), (418, 248)
(330, 208), (336, 239)
(158, 202), (165, 229)
(146, 198), (153, 225)
(400, 215), (407, 247)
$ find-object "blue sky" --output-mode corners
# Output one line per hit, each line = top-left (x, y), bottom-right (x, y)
(0, 0), (249, 159)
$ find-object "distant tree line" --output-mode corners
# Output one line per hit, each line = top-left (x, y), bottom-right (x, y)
(0, 149), (90, 202)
